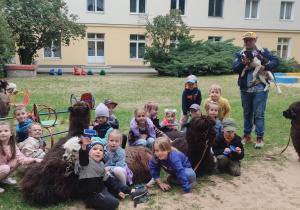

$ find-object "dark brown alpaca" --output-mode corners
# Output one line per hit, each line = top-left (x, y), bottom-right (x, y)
(166, 115), (216, 176)
(0, 93), (10, 118)
(21, 102), (91, 207)
(283, 101), (300, 161)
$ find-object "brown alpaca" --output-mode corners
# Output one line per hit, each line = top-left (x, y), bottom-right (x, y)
(0, 93), (10, 118)
(166, 115), (216, 176)
(283, 101), (300, 161)
(21, 102), (91, 207)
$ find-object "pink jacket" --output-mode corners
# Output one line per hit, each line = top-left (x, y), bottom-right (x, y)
(0, 145), (33, 165)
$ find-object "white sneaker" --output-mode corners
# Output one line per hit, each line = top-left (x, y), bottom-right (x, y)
(1, 178), (17, 185)
(145, 178), (156, 187)
(0, 188), (4, 193)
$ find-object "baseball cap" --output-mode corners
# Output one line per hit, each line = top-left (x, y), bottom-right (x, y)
(243, 32), (256, 40)
(222, 118), (237, 132)
(190, 104), (201, 111)
(104, 99), (118, 107)
(186, 75), (197, 83)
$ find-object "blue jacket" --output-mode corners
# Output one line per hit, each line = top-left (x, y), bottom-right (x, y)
(182, 87), (202, 115)
(233, 47), (279, 90)
(102, 146), (128, 173)
(149, 150), (192, 193)
(16, 119), (33, 143)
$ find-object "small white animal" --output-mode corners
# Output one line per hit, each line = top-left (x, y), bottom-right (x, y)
(241, 51), (282, 94)
(62, 137), (81, 163)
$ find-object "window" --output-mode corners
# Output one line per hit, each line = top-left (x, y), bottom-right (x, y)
(208, 36), (222, 42)
(130, 0), (146, 13)
(208, 0), (223, 17)
(245, 0), (259, 19)
(130, 35), (146, 59)
(87, 0), (104, 12)
(280, 1), (294, 20)
(170, 35), (179, 48)
(44, 41), (61, 58)
(171, 0), (186, 15)
(277, 38), (291, 59)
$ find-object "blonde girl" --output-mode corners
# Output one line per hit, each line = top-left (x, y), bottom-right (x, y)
(0, 121), (42, 193)
(206, 101), (223, 136)
(160, 109), (179, 131)
(144, 101), (160, 129)
(149, 137), (196, 197)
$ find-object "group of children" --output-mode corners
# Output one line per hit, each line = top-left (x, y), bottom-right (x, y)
(0, 74), (245, 209)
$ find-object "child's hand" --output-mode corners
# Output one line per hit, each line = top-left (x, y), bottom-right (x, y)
(81, 137), (92, 150)
(236, 147), (242, 154)
(158, 182), (170, 192)
(33, 158), (42, 163)
(105, 166), (111, 171)
(118, 191), (125, 200)
(224, 148), (230, 153)
(40, 144), (45, 152)
(138, 134), (147, 140)
(183, 193), (191, 197)
(182, 115), (187, 123)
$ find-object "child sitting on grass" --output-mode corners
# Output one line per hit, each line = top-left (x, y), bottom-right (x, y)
(212, 118), (244, 176)
(204, 84), (231, 122)
(18, 122), (46, 173)
(183, 104), (202, 132)
(13, 105), (33, 143)
(145, 101), (161, 130)
(160, 109), (179, 131)
(75, 137), (148, 210)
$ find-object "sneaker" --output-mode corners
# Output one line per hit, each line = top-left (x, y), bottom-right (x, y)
(255, 136), (265, 149)
(145, 178), (156, 187)
(0, 178), (17, 185)
(242, 134), (253, 144)
(132, 189), (148, 201)
(0, 188), (4, 193)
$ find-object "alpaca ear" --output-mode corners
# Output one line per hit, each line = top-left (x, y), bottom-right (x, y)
(68, 107), (73, 112)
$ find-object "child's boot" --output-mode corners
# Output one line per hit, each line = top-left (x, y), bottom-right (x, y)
(145, 177), (156, 187)
(132, 188), (148, 200)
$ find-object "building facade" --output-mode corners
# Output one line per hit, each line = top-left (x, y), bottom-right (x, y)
(32, 0), (300, 67)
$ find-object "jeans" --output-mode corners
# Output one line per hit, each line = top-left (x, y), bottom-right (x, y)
(134, 137), (155, 150)
(84, 188), (119, 210)
(167, 168), (196, 184)
(241, 90), (268, 137)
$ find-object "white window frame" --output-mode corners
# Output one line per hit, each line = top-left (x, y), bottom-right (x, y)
(87, 0), (105, 13)
(277, 38), (291, 59)
(170, 36), (179, 48)
(208, 36), (223, 42)
(279, 1), (294, 20)
(130, 0), (146, 14)
(43, 41), (61, 59)
(171, 0), (186, 15)
(245, 0), (260, 19)
(208, 0), (224, 17)
(130, 35), (146, 59)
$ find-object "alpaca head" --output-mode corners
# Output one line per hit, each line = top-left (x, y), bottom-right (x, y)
(283, 101), (300, 121)
(67, 102), (91, 136)
(62, 137), (81, 163)
(0, 93), (10, 118)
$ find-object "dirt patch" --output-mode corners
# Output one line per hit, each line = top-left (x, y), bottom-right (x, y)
(279, 83), (300, 88)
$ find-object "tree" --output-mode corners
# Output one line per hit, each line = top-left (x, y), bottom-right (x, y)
(3, 0), (86, 64)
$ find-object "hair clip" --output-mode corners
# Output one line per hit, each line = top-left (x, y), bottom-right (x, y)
(165, 109), (177, 113)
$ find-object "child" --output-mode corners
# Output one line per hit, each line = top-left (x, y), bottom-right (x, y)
(181, 75), (202, 130)
(206, 101), (223, 137)
(204, 84), (231, 122)
(145, 101), (161, 130)
(212, 118), (244, 176)
(0, 121), (42, 193)
(75, 137), (148, 210)
(149, 136), (196, 197)
(18, 122), (46, 173)
(128, 107), (165, 150)
(13, 105), (33, 143)
(93, 103), (113, 145)
(160, 109), (179, 131)
(102, 129), (131, 185)
(183, 104), (202, 132)
(104, 99), (127, 149)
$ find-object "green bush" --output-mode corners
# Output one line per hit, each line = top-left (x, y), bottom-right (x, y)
(274, 57), (300, 73)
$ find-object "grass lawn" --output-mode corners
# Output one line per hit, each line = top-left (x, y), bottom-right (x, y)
(0, 74), (298, 209)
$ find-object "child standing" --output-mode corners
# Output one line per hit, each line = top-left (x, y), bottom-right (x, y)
(206, 101), (223, 137)
(204, 84), (231, 122)
(75, 137), (148, 210)
(128, 107), (165, 150)
(18, 122), (46, 173)
(104, 99), (127, 149)
(145, 101), (161, 130)
(93, 103), (113, 145)
(181, 75), (202, 130)
(160, 109), (179, 131)
(102, 129), (131, 185)
(212, 118), (244, 176)
(149, 137), (196, 197)
(13, 105), (33, 143)
(0, 121), (42, 193)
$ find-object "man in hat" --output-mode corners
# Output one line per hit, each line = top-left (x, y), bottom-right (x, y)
(233, 32), (280, 149)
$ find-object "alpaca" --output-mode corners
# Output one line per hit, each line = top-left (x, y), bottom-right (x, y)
(166, 115), (216, 176)
(0, 93), (10, 118)
(283, 101), (300, 161)
(0, 79), (17, 95)
(21, 102), (91, 207)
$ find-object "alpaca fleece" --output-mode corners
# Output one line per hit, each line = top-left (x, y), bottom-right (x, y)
(283, 101), (300, 161)
(21, 102), (91, 207)
(0, 93), (10, 118)
(167, 115), (216, 176)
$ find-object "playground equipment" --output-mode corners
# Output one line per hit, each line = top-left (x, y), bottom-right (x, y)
(58, 69), (63, 75)
(70, 92), (95, 109)
(8, 89), (30, 106)
(49, 69), (56, 75)
(87, 69), (93, 75)
(100, 68), (106, 75)
(73, 66), (80, 75)
(80, 69), (86, 75)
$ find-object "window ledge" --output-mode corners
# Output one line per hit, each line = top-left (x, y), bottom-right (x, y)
(43, 58), (62, 60)
(130, 13), (145, 15)
(245, 18), (260, 20)
(279, 19), (293, 22)
(129, 58), (144, 61)
(208, 16), (224, 19)
(86, 11), (105, 14)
